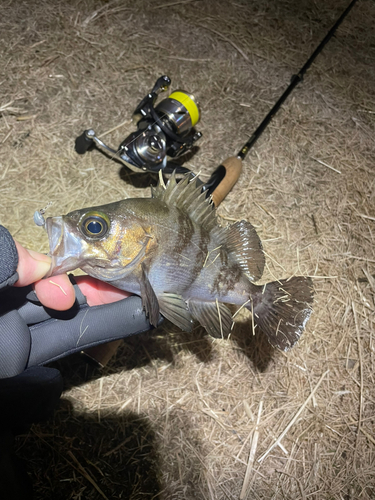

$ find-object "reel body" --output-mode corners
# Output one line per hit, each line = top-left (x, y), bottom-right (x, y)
(75, 76), (202, 174)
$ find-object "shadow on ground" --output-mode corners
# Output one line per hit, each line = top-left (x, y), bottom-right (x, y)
(15, 397), (211, 500)
(50, 316), (275, 393)
(13, 320), (275, 499)
(230, 321), (276, 372)
(16, 400), (162, 500)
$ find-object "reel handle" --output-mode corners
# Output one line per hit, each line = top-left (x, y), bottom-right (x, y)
(151, 75), (171, 95)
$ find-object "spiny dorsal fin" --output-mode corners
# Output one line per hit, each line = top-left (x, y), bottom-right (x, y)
(153, 171), (217, 232)
(151, 184), (164, 199)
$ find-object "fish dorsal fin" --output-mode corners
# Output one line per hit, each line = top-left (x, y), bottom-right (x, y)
(213, 220), (265, 282)
(153, 171), (218, 232)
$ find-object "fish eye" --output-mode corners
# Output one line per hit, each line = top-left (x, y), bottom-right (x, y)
(87, 220), (103, 234)
(80, 212), (110, 239)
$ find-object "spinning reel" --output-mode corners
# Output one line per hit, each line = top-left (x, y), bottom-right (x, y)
(75, 75), (202, 175)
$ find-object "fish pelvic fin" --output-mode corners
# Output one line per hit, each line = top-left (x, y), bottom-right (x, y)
(189, 299), (233, 339)
(213, 220), (265, 282)
(158, 293), (194, 332)
(140, 263), (160, 327)
(250, 276), (314, 351)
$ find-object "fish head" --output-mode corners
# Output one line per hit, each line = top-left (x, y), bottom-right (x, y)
(45, 202), (156, 281)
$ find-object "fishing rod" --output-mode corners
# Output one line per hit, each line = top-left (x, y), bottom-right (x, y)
(203, 0), (359, 206)
(75, 0), (358, 207)
(76, 0), (359, 367)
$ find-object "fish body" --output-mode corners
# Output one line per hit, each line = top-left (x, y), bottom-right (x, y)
(46, 173), (313, 351)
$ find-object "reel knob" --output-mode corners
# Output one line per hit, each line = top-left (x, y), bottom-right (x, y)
(148, 135), (163, 152)
(75, 129), (96, 154)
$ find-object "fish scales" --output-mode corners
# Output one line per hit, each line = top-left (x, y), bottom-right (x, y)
(136, 200), (209, 294)
(45, 172), (314, 351)
(151, 207), (246, 303)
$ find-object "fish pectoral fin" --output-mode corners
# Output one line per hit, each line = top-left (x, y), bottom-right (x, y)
(188, 300), (233, 339)
(140, 263), (160, 327)
(158, 293), (194, 332)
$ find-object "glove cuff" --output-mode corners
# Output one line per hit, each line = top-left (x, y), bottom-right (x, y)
(0, 225), (19, 290)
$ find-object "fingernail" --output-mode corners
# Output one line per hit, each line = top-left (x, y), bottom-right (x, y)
(26, 248), (51, 264)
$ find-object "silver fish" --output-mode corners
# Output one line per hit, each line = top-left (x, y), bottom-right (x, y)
(45, 173), (313, 351)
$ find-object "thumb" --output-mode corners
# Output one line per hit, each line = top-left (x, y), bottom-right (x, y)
(14, 242), (52, 287)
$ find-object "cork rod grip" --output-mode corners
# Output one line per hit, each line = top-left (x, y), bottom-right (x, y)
(83, 340), (123, 368)
(211, 156), (243, 207)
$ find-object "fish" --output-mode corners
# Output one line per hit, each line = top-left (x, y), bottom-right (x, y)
(45, 172), (313, 351)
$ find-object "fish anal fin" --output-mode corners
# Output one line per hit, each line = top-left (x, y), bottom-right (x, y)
(251, 276), (314, 351)
(158, 293), (194, 332)
(225, 220), (265, 282)
(140, 263), (160, 327)
(189, 299), (233, 339)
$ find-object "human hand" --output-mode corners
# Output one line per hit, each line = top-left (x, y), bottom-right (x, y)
(0, 226), (152, 376)
(14, 242), (130, 310)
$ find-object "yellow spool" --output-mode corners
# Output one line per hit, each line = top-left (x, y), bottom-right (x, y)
(168, 91), (200, 127)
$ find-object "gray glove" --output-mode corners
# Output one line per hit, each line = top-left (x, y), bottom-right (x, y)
(0, 224), (19, 290)
(0, 225), (158, 378)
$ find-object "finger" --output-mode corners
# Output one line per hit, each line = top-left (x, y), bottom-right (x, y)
(33, 274), (76, 311)
(34, 274), (130, 310)
(14, 242), (52, 287)
(74, 275), (130, 306)
(13, 242), (129, 310)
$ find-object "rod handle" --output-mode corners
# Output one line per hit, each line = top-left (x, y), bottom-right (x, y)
(82, 340), (123, 368)
(211, 156), (243, 207)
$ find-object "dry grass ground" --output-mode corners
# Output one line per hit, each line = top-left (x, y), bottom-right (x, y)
(1, 0), (375, 498)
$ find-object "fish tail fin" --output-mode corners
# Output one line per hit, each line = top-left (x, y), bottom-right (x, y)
(248, 277), (314, 351)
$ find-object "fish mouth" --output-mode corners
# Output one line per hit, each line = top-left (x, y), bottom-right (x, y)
(45, 216), (86, 277)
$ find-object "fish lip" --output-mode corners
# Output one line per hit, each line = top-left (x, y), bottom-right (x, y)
(45, 216), (84, 277)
